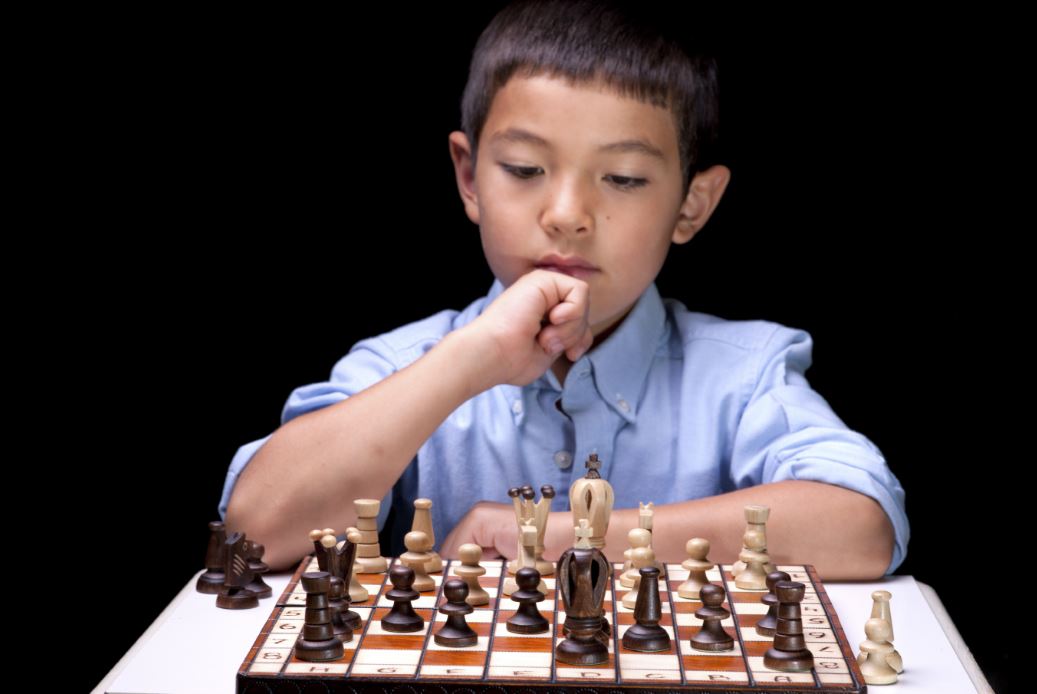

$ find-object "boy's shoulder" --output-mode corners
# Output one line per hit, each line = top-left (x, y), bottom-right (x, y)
(661, 296), (809, 355)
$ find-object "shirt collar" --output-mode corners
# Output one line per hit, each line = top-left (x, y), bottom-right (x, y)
(482, 277), (666, 424)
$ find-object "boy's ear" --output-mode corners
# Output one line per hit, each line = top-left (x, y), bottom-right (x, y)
(449, 131), (481, 225)
(672, 164), (732, 245)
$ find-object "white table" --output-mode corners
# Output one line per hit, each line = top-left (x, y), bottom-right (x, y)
(95, 570), (992, 694)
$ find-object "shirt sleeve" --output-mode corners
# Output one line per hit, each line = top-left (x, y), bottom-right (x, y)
(728, 324), (909, 575)
(216, 336), (400, 532)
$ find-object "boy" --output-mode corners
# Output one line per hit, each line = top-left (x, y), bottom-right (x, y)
(219, 0), (907, 579)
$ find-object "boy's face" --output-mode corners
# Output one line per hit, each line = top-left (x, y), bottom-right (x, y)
(449, 74), (729, 342)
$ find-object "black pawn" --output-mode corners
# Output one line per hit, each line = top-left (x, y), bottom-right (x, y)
(622, 566), (670, 652)
(689, 583), (734, 651)
(245, 540), (273, 599)
(763, 581), (815, 672)
(196, 521), (226, 594)
(382, 565), (424, 632)
(294, 571), (345, 661)
(435, 578), (478, 647)
(507, 567), (549, 634)
(756, 570), (790, 637)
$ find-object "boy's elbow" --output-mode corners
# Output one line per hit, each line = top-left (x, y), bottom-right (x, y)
(224, 488), (306, 573)
(859, 497), (896, 580)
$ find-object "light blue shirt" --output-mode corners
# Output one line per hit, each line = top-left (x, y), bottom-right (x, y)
(219, 279), (909, 574)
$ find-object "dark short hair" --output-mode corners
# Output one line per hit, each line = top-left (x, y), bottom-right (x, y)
(460, 0), (720, 194)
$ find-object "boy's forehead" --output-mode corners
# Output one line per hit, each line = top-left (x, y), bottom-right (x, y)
(483, 74), (678, 162)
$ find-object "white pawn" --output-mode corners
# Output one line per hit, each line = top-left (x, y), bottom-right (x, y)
(734, 528), (769, 590)
(622, 546), (653, 609)
(858, 618), (898, 685)
(860, 590), (903, 673)
(400, 530), (436, 592)
(678, 538), (713, 599)
(621, 528), (652, 588)
(454, 543), (490, 606)
(345, 528), (368, 603)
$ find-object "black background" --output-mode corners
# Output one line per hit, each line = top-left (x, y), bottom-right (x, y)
(69, 6), (1008, 692)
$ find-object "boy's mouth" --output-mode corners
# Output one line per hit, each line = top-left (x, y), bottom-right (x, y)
(535, 253), (600, 279)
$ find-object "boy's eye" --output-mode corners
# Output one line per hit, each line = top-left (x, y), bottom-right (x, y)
(500, 164), (647, 191)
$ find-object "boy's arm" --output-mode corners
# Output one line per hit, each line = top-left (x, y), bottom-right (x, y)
(442, 480), (893, 581)
(224, 270), (594, 571)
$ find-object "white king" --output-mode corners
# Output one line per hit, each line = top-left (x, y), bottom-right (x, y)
(569, 453), (615, 550)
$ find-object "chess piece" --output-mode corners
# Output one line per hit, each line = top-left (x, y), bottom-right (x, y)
(677, 538), (713, 599)
(503, 521), (548, 596)
(244, 540), (273, 599)
(858, 618), (898, 685)
(434, 578), (478, 647)
(734, 528), (770, 590)
(216, 532), (259, 609)
(763, 581), (815, 671)
(506, 485), (555, 577)
(310, 527), (338, 572)
(345, 528), (369, 603)
(622, 546), (653, 609)
(196, 520), (226, 593)
(689, 583), (734, 651)
(455, 543), (491, 606)
(294, 571), (345, 660)
(555, 527), (611, 665)
(412, 498), (444, 572)
(755, 570), (791, 637)
(622, 566), (670, 652)
(621, 528), (651, 588)
(732, 504), (775, 577)
(353, 499), (389, 573)
(561, 520), (611, 642)
(400, 530), (437, 592)
(381, 565), (424, 632)
(507, 567), (549, 634)
(320, 533), (361, 632)
(569, 453), (614, 550)
(861, 590), (903, 673)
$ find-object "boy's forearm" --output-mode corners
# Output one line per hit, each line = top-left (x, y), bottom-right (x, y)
(225, 329), (493, 571)
(546, 481), (894, 581)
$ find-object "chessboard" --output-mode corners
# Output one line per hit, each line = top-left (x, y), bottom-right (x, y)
(236, 555), (867, 693)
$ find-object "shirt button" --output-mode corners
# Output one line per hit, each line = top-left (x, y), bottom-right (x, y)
(554, 451), (573, 469)
(617, 398), (630, 412)
(512, 400), (523, 415)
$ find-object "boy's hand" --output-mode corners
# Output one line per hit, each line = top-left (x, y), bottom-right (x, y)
(459, 269), (594, 388)
(439, 501), (517, 560)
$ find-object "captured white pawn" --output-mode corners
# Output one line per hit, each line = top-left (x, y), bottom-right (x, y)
(678, 538), (713, 599)
(345, 529), (368, 604)
(400, 530), (436, 592)
(454, 543), (490, 606)
(862, 590), (903, 673)
(858, 618), (898, 685)
(734, 528), (769, 590)
(622, 546), (653, 609)
(621, 528), (652, 588)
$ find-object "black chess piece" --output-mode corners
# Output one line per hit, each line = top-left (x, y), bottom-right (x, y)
(755, 570), (790, 637)
(763, 581), (815, 672)
(294, 571), (345, 661)
(328, 576), (361, 636)
(216, 532), (259, 609)
(507, 567), (549, 634)
(381, 565), (424, 632)
(435, 578), (478, 647)
(622, 566), (670, 652)
(689, 583), (733, 651)
(196, 521), (226, 594)
(244, 540), (273, 599)
(321, 533), (362, 632)
(556, 545), (611, 665)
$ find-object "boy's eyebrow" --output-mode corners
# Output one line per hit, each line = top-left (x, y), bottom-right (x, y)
(490, 127), (666, 161)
